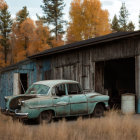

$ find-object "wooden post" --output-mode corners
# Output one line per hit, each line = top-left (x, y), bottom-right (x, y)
(135, 56), (140, 113)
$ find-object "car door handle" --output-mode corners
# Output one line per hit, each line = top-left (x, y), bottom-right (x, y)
(56, 102), (68, 106)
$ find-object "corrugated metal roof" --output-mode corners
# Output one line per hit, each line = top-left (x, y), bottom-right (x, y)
(28, 31), (140, 59)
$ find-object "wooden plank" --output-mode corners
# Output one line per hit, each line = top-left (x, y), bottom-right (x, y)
(13, 73), (20, 95)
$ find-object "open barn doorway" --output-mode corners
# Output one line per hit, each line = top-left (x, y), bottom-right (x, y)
(20, 73), (28, 94)
(95, 57), (135, 109)
(13, 73), (28, 95)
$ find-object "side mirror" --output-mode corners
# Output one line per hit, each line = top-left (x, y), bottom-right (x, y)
(52, 88), (56, 96)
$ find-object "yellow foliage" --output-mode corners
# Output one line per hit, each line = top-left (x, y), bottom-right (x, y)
(67, 0), (111, 43)
(51, 35), (64, 48)
(20, 18), (35, 39)
(12, 18), (52, 62)
(0, 44), (10, 67)
(0, 0), (7, 10)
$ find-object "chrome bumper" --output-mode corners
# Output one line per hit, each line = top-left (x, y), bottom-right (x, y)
(15, 109), (28, 118)
(2, 109), (28, 119)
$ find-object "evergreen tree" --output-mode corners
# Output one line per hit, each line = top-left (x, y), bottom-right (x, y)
(0, 4), (12, 63)
(111, 14), (120, 32)
(16, 6), (29, 25)
(40, 0), (66, 41)
(14, 6), (29, 53)
(127, 21), (135, 31)
(119, 2), (129, 31)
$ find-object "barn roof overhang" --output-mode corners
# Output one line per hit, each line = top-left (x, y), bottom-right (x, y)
(28, 31), (140, 59)
(1, 31), (140, 73)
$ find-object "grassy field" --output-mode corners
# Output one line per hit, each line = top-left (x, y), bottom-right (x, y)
(0, 110), (140, 140)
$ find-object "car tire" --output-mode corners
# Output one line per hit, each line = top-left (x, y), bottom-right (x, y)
(93, 104), (104, 118)
(39, 111), (53, 124)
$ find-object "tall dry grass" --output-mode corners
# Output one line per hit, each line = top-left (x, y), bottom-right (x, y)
(0, 110), (140, 140)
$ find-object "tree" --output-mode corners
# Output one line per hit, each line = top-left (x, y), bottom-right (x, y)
(11, 7), (31, 62)
(0, 2), (12, 63)
(111, 3), (135, 32)
(127, 21), (135, 31)
(31, 20), (51, 54)
(0, 43), (5, 67)
(0, 0), (6, 9)
(119, 2), (129, 31)
(12, 18), (52, 62)
(40, 0), (66, 41)
(111, 14), (120, 32)
(66, 0), (111, 43)
(16, 6), (29, 25)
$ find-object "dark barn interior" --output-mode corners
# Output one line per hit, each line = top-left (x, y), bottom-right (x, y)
(20, 73), (28, 94)
(95, 57), (135, 108)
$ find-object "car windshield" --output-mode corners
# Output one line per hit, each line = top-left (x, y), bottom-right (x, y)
(25, 84), (50, 95)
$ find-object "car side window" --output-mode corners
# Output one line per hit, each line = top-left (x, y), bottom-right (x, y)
(55, 84), (66, 96)
(67, 84), (82, 95)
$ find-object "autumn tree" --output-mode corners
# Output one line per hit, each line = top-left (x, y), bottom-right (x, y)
(28, 20), (51, 55)
(66, 0), (111, 43)
(16, 6), (29, 25)
(11, 7), (30, 62)
(40, 0), (66, 41)
(127, 21), (135, 31)
(111, 15), (120, 32)
(12, 18), (52, 62)
(0, 1), (12, 64)
(12, 7), (52, 63)
(0, 43), (5, 68)
(0, 0), (6, 9)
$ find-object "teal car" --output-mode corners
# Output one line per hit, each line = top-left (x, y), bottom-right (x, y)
(4, 80), (109, 123)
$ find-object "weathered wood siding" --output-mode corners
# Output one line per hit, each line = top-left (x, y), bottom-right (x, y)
(48, 50), (95, 91)
(0, 59), (51, 109)
(92, 38), (140, 62)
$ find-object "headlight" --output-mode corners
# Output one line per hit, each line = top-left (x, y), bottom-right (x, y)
(18, 100), (25, 106)
(21, 101), (25, 106)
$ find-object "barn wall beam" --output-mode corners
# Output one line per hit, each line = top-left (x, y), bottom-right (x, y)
(135, 55), (140, 113)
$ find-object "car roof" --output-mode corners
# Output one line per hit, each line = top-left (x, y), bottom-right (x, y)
(33, 80), (79, 87)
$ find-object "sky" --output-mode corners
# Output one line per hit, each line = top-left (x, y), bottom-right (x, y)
(5, 0), (140, 30)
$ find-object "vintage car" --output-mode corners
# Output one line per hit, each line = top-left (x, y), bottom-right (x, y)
(4, 80), (109, 123)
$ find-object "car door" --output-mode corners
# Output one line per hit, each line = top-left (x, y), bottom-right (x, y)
(52, 84), (70, 117)
(67, 83), (88, 115)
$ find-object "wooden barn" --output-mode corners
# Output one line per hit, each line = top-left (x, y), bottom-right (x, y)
(0, 31), (140, 113)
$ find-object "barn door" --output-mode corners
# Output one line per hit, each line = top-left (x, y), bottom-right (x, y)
(95, 62), (104, 94)
(13, 73), (20, 95)
(82, 65), (90, 90)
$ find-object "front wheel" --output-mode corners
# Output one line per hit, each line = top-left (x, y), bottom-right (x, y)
(93, 104), (104, 117)
(39, 111), (53, 124)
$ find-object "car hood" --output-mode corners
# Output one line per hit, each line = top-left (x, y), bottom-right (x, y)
(5, 94), (42, 111)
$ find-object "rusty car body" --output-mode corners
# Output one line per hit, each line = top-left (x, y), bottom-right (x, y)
(4, 80), (109, 123)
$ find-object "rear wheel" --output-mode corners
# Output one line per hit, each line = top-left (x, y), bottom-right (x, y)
(93, 104), (104, 117)
(39, 111), (53, 124)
